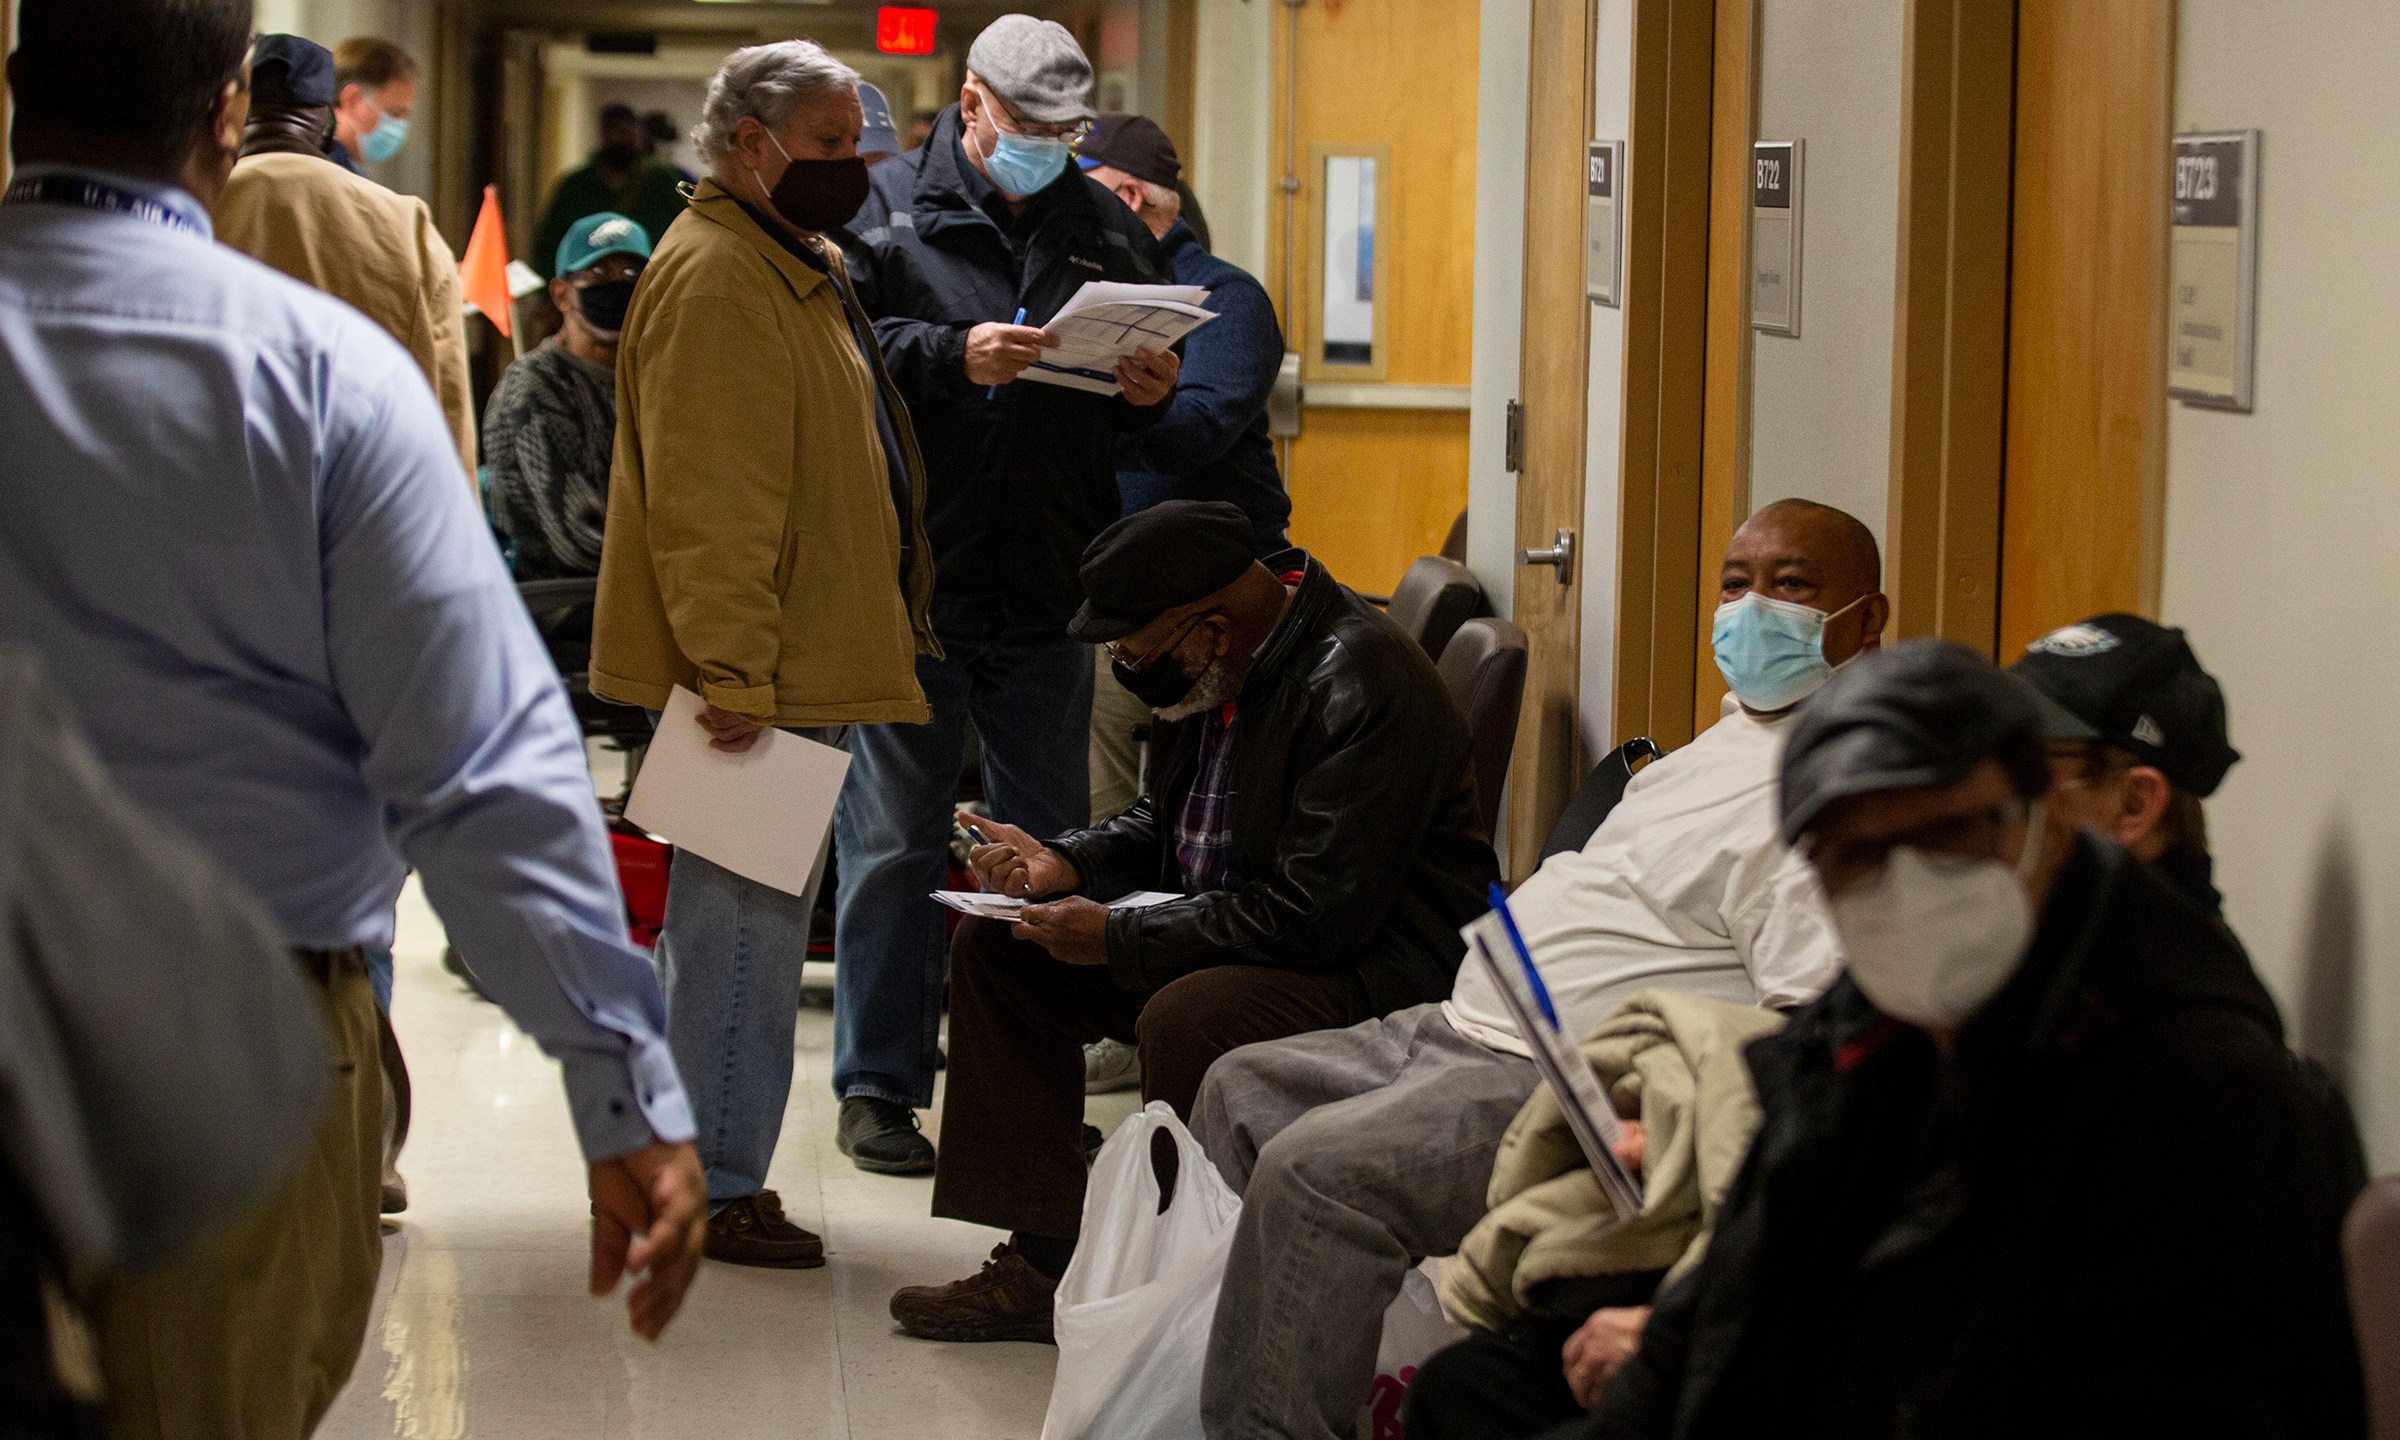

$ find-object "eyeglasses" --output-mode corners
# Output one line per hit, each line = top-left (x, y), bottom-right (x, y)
(1106, 611), (1211, 672)
(1806, 798), (2033, 897)
(978, 83), (1093, 144)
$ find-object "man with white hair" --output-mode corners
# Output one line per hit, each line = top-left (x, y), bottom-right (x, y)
(830, 15), (1180, 1179)
(591, 39), (939, 1267)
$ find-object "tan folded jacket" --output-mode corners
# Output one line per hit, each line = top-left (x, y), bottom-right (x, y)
(1439, 989), (1784, 1331)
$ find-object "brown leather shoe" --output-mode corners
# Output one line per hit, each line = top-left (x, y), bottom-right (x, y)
(890, 1244), (1059, 1344)
(704, 1190), (826, 1269)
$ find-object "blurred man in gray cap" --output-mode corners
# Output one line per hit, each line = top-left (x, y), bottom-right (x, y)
(1572, 639), (2365, 1439)
(885, 500), (1494, 1344)
(857, 80), (903, 165)
(829, 15), (1182, 1179)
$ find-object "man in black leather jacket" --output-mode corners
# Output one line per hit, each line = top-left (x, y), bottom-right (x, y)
(886, 501), (1496, 1345)
(1576, 642), (2365, 1439)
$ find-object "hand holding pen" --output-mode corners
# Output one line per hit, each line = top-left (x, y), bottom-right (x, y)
(959, 812), (1080, 898)
(966, 307), (1058, 393)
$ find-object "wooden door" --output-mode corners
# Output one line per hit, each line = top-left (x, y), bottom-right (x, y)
(1996, 0), (2173, 656)
(1506, 0), (1601, 877)
(1269, 0), (1484, 598)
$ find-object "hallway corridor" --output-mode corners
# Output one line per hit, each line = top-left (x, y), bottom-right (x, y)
(320, 883), (1125, 1439)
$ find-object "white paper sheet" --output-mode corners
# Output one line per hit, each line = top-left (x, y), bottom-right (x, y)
(624, 686), (851, 898)
(931, 889), (1185, 919)
(1022, 281), (1219, 396)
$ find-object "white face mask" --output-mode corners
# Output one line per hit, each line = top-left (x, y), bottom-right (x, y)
(1832, 801), (2046, 1028)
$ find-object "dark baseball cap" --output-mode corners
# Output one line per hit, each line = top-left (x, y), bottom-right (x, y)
(1077, 113), (1181, 190)
(2007, 613), (2240, 797)
(1779, 640), (2051, 845)
(251, 34), (337, 109)
(1069, 501), (1257, 643)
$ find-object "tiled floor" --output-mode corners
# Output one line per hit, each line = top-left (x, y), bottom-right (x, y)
(319, 880), (1141, 1439)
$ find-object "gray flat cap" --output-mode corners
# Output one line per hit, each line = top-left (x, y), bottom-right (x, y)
(1778, 640), (2050, 845)
(967, 15), (1096, 124)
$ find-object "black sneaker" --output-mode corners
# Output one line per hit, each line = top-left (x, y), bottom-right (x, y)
(839, 1096), (936, 1175)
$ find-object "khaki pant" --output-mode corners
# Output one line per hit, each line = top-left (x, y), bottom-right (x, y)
(92, 960), (384, 1440)
(1088, 646), (1152, 824)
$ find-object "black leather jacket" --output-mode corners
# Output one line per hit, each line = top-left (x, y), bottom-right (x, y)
(1051, 556), (1499, 1018)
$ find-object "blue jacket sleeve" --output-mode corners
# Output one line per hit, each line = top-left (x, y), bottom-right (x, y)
(319, 342), (694, 1163)
(1120, 270), (1282, 473)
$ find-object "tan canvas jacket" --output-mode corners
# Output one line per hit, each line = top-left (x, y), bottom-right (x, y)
(590, 181), (937, 726)
(214, 151), (476, 478)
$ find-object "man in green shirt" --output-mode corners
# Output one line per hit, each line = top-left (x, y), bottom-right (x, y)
(533, 103), (687, 277)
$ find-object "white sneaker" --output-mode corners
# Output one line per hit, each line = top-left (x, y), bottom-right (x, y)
(1083, 1038), (1142, 1095)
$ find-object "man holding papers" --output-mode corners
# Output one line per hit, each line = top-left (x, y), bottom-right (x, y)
(1189, 500), (1880, 1440)
(885, 500), (1496, 1345)
(831, 15), (1181, 1179)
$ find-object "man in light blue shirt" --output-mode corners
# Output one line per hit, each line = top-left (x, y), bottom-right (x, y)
(0, 3), (705, 1433)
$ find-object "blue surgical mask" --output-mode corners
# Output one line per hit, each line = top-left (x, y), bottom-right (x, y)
(1712, 591), (1867, 712)
(975, 93), (1072, 196)
(360, 104), (410, 164)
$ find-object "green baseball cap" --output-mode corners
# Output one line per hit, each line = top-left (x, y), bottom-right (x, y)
(555, 212), (653, 278)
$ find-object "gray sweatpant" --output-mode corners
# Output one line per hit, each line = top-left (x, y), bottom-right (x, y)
(1191, 1003), (1539, 1440)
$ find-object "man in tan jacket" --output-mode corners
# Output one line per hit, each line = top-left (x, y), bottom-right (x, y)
(214, 34), (475, 479)
(591, 40), (938, 1269)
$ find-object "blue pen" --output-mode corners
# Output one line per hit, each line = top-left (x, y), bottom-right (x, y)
(987, 306), (1028, 399)
(1487, 882), (1561, 1030)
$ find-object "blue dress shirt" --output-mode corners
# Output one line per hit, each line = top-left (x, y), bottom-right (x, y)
(0, 166), (691, 1161)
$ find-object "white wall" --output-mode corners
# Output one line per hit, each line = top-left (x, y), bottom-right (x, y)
(1188, 0), (1272, 278)
(1745, 0), (1903, 544)
(1576, 0), (1634, 760)
(2162, 0), (2400, 1168)
(1465, 0), (1532, 615)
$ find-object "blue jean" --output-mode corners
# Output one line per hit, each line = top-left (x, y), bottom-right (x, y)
(832, 608), (1094, 1109)
(654, 725), (847, 1207)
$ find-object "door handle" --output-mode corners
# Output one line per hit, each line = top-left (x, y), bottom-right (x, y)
(1518, 527), (1575, 583)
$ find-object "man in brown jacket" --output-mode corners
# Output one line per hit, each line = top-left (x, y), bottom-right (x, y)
(214, 34), (476, 479)
(591, 40), (938, 1269)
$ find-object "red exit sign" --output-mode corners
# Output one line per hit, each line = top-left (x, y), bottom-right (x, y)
(876, 7), (938, 55)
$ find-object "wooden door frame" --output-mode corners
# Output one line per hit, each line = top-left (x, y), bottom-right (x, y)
(1505, 0), (1600, 876)
(1610, 0), (1721, 754)
(1883, 0), (2017, 654)
(1690, 0), (1758, 732)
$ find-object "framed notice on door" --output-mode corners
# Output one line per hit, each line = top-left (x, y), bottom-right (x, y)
(1586, 141), (1623, 306)
(1751, 140), (1803, 336)
(2169, 130), (2259, 411)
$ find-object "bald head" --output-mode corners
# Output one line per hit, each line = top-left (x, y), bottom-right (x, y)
(1719, 498), (1889, 666)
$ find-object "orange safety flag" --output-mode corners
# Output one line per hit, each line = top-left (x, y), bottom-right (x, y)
(459, 184), (514, 338)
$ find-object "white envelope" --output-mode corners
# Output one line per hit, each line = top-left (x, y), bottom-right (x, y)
(625, 686), (851, 898)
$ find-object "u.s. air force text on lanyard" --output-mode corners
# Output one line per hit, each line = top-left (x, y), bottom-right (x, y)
(2, 173), (206, 237)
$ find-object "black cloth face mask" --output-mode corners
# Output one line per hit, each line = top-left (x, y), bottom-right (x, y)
(1112, 614), (1216, 710)
(572, 278), (637, 334)
(755, 133), (871, 233)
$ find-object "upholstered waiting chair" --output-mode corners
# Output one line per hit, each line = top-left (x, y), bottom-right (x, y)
(1539, 738), (1664, 863)
(1435, 617), (1529, 842)
(1386, 555), (1485, 661)
(2349, 1176), (2400, 1439)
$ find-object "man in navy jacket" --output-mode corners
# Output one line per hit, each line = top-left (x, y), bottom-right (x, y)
(1078, 113), (1294, 839)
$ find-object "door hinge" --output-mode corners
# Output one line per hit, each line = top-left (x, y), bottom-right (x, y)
(1504, 399), (1524, 473)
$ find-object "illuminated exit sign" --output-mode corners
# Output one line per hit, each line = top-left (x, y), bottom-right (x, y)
(876, 7), (938, 55)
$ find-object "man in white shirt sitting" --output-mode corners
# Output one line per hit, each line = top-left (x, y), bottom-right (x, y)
(1191, 498), (1884, 1440)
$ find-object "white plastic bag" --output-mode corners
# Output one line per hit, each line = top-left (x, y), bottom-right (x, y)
(1041, 1102), (1244, 1440)
(1355, 1262), (1469, 1440)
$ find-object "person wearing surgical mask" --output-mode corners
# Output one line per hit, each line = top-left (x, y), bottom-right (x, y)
(1569, 640), (2367, 1438)
(888, 499), (1495, 1346)
(1710, 498), (1889, 714)
(590, 40), (940, 1271)
(830, 14), (1181, 1187)
(484, 212), (652, 581)
(329, 37), (418, 174)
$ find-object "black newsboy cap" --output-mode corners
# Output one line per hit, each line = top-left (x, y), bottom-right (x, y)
(1779, 640), (2050, 845)
(251, 34), (337, 109)
(1070, 500), (1256, 643)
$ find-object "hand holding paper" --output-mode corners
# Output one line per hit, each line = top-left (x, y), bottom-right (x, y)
(624, 687), (850, 898)
(1020, 281), (1217, 396)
